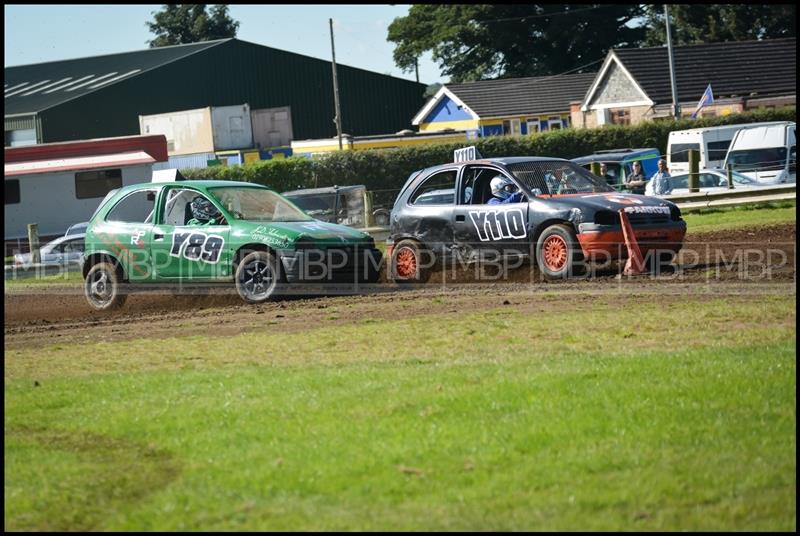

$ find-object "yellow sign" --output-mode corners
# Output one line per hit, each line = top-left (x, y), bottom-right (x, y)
(244, 151), (261, 164)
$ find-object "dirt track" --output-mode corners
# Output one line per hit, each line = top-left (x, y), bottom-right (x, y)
(5, 224), (795, 350)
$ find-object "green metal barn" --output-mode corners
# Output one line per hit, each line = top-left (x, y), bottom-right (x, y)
(4, 38), (427, 145)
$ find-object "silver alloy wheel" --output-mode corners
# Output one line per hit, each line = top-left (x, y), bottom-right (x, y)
(239, 258), (275, 301)
(87, 269), (112, 307)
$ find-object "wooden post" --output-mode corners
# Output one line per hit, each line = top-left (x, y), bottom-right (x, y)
(27, 223), (41, 264)
(363, 189), (374, 228)
(688, 149), (699, 193)
(727, 163), (734, 189)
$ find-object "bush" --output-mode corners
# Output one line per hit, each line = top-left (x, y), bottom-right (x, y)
(182, 107), (796, 197)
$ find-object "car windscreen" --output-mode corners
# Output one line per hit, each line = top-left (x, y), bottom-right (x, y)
(730, 171), (756, 184)
(727, 147), (788, 172)
(506, 161), (615, 196)
(209, 187), (312, 223)
(287, 194), (337, 215)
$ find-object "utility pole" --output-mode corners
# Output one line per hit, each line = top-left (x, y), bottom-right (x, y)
(414, 57), (419, 84)
(664, 4), (680, 119)
(329, 18), (343, 150)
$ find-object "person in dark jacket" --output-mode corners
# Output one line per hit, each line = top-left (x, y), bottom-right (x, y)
(624, 161), (647, 194)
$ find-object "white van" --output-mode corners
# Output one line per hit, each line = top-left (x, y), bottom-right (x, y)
(666, 122), (788, 174)
(723, 122), (796, 184)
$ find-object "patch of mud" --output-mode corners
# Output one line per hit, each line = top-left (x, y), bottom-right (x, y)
(4, 223), (795, 350)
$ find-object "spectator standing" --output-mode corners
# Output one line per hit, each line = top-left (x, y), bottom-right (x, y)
(625, 161), (646, 195)
(650, 159), (673, 196)
(599, 163), (615, 186)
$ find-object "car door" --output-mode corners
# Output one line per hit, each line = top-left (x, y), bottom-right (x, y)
(101, 188), (159, 281)
(453, 165), (529, 262)
(402, 168), (459, 257)
(150, 187), (232, 280)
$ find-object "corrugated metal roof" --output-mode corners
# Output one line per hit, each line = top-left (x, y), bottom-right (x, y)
(446, 72), (597, 118)
(4, 40), (229, 115)
(612, 37), (796, 105)
(4, 38), (426, 142)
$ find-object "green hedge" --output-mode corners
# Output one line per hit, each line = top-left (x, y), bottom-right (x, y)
(182, 107), (796, 201)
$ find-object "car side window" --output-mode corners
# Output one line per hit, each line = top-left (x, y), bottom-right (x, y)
(162, 189), (224, 226)
(699, 174), (718, 188)
(63, 238), (85, 253)
(460, 167), (521, 204)
(458, 166), (494, 205)
(106, 190), (157, 223)
(408, 170), (457, 206)
(671, 175), (688, 189)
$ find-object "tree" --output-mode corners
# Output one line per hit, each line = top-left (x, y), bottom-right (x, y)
(147, 4), (240, 47)
(424, 83), (442, 98)
(387, 4), (646, 83)
(643, 4), (796, 46)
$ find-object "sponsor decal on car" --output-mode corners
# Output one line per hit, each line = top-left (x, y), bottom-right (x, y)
(131, 230), (147, 247)
(623, 206), (672, 214)
(250, 226), (290, 247)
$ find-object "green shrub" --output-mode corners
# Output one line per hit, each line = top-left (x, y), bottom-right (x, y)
(182, 107), (796, 197)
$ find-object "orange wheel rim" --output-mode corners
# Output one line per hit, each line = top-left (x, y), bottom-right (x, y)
(543, 235), (568, 271)
(395, 247), (417, 278)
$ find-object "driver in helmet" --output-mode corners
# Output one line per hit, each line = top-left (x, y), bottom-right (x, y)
(187, 196), (222, 225)
(488, 175), (525, 205)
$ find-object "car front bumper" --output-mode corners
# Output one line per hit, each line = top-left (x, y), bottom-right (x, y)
(280, 246), (383, 283)
(576, 221), (687, 261)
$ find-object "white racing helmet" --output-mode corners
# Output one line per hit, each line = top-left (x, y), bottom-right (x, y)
(490, 175), (518, 200)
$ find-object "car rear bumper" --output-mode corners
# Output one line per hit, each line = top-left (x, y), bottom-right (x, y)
(576, 221), (687, 260)
(280, 247), (383, 283)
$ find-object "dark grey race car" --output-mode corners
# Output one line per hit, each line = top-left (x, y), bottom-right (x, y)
(386, 157), (687, 282)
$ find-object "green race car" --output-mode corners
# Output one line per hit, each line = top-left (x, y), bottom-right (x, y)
(82, 180), (382, 309)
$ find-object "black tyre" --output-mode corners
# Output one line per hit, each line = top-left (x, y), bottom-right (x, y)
(84, 261), (127, 310)
(535, 224), (584, 280)
(390, 239), (433, 284)
(235, 250), (283, 304)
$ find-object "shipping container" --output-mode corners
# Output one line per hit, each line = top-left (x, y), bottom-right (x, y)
(211, 103), (253, 150)
(251, 106), (294, 149)
(139, 108), (214, 156)
(140, 104), (254, 156)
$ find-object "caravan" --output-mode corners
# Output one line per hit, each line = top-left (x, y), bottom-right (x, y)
(723, 122), (796, 184)
(666, 122), (788, 174)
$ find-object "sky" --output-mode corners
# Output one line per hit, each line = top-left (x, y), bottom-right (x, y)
(4, 4), (445, 85)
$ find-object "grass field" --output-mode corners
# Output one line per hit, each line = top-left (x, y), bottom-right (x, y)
(681, 200), (796, 232)
(5, 293), (796, 531)
(4, 201), (797, 530)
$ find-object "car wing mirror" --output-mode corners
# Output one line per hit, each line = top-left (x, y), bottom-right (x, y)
(530, 188), (542, 197)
